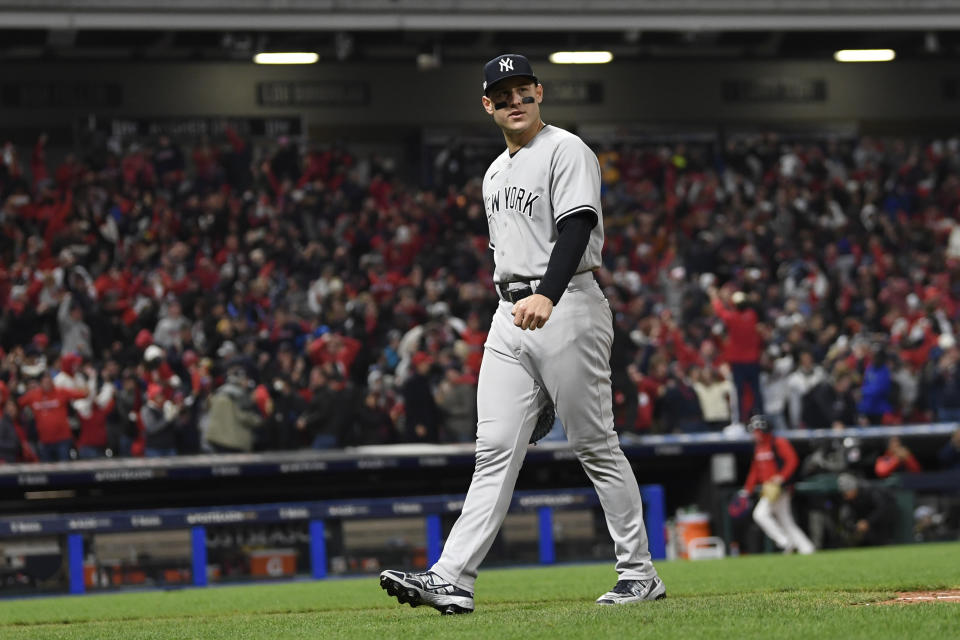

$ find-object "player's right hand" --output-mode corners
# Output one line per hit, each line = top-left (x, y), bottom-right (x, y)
(512, 294), (553, 330)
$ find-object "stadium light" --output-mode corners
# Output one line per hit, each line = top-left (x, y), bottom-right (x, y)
(833, 49), (896, 62)
(548, 51), (614, 64)
(253, 52), (318, 65)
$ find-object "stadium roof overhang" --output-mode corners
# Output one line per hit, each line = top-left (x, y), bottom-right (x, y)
(3, 0), (960, 31)
(2, 1), (960, 63)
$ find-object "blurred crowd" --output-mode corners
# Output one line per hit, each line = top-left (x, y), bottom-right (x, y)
(2, 129), (960, 465)
(597, 135), (960, 440)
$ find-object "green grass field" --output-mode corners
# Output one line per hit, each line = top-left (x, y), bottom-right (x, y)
(0, 542), (958, 639)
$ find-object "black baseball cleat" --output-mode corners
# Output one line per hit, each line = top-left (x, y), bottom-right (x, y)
(596, 576), (667, 605)
(379, 570), (475, 615)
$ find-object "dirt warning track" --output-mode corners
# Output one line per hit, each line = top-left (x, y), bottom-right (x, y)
(870, 590), (960, 605)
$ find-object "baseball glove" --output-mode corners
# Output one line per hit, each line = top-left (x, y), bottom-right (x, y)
(529, 401), (556, 444)
(761, 481), (782, 502)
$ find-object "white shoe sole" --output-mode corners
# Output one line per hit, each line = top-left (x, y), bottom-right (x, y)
(379, 571), (474, 615)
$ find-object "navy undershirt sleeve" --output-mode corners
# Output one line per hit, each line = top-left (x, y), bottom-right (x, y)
(536, 210), (597, 305)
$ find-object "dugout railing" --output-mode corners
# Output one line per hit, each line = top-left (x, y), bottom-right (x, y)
(0, 486), (666, 596)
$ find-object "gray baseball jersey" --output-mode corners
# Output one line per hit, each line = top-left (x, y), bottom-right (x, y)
(483, 125), (604, 283)
(430, 122), (660, 595)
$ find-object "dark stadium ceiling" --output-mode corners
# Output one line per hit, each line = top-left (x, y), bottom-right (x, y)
(1, 29), (960, 62)
(2, 1), (960, 62)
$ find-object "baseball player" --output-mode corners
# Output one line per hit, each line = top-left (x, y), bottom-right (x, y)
(740, 414), (815, 554)
(380, 53), (665, 615)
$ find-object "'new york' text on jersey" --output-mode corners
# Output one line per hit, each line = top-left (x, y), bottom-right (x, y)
(482, 125), (604, 284)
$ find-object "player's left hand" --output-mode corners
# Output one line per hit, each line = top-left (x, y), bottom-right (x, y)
(512, 294), (553, 330)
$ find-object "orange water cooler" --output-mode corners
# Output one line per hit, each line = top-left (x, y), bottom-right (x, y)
(675, 512), (711, 559)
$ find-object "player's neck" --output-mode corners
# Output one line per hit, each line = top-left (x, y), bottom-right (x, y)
(503, 120), (545, 155)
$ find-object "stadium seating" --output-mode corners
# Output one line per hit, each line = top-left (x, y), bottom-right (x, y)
(2, 131), (960, 463)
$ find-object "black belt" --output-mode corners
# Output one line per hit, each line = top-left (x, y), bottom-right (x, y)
(497, 280), (538, 303)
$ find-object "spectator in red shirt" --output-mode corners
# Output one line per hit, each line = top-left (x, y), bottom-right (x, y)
(709, 286), (763, 422)
(54, 152), (81, 192)
(306, 332), (362, 376)
(741, 415), (815, 554)
(628, 359), (669, 432)
(874, 436), (922, 478)
(17, 372), (88, 461)
(75, 376), (116, 460)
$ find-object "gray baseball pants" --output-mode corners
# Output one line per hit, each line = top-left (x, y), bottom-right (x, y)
(431, 273), (657, 592)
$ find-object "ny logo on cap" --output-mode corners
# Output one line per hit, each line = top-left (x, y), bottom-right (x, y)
(499, 57), (514, 72)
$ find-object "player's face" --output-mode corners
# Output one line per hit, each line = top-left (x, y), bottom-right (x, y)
(482, 78), (542, 134)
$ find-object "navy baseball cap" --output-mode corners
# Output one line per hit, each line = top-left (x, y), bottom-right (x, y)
(482, 53), (538, 95)
(747, 414), (772, 433)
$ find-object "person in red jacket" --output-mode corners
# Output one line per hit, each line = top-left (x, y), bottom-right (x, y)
(75, 378), (116, 460)
(17, 372), (89, 461)
(740, 414), (815, 554)
(874, 436), (922, 478)
(709, 286), (763, 422)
